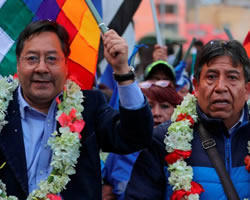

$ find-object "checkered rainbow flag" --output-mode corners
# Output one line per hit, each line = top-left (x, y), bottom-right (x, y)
(0, 0), (101, 89)
(243, 31), (250, 59)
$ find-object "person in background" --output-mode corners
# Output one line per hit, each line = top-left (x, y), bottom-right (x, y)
(152, 44), (167, 62)
(139, 80), (182, 126)
(0, 20), (153, 200)
(176, 73), (193, 98)
(153, 44), (176, 66)
(125, 39), (250, 200)
(102, 80), (182, 200)
(144, 60), (176, 85)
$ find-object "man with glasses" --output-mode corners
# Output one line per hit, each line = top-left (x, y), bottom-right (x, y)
(0, 20), (153, 200)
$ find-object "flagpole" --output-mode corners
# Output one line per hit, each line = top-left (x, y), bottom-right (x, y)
(159, 0), (165, 46)
(224, 27), (234, 40)
(183, 37), (196, 61)
(85, 0), (108, 34)
(150, 0), (163, 46)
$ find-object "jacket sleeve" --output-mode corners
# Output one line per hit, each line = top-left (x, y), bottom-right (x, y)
(124, 124), (169, 200)
(92, 90), (154, 154)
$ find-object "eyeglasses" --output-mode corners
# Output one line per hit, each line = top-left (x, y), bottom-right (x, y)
(138, 80), (173, 89)
(20, 55), (65, 67)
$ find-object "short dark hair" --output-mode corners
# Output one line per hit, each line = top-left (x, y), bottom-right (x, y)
(194, 40), (250, 83)
(16, 20), (70, 58)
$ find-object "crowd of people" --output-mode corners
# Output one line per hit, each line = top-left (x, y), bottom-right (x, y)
(0, 19), (249, 200)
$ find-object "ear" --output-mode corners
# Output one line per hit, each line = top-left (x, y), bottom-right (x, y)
(245, 81), (250, 101)
(65, 58), (69, 76)
(16, 57), (20, 75)
(192, 78), (198, 97)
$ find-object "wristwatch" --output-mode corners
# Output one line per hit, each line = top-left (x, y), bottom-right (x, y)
(113, 67), (136, 82)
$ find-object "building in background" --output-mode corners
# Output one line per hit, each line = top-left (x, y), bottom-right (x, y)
(187, 0), (250, 43)
(134, 0), (186, 45)
(134, 0), (250, 49)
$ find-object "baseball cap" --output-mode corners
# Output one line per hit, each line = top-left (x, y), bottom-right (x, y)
(144, 60), (176, 81)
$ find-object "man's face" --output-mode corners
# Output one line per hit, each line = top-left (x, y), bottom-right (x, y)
(193, 56), (250, 129)
(17, 32), (68, 112)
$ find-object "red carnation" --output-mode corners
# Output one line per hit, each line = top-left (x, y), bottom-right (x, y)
(244, 155), (250, 172)
(13, 73), (18, 79)
(171, 189), (186, 200)
(58, 108), (85, 139)
(171, 181), (204, 200)
(46, 194), (62, 200)
(176, 113), (195, 127)
(189, 181), (204, 195)
(56, 97), (61, 105)
(165, 149), (192, 164)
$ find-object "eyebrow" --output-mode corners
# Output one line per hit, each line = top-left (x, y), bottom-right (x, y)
(24, 50), (59, 55)
(24, 50), (39, 55)
(205, 68), (241, 75)
(227, 70), (241, 75)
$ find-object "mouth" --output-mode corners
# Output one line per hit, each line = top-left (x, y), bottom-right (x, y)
(154, 121), (161, 127)
(31, 80), (52, 87)
(212, 99), (230, 105)
(211, 99), (231, 110)
(33, 80), (50, 83)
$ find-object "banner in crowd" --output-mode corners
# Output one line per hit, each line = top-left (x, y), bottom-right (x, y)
(0, 0), (101, 89)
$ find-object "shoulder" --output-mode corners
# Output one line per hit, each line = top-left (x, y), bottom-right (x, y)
(82, 88), (106, 98)
(82, 89), (108, 105)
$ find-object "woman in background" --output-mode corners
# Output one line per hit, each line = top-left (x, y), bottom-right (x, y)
(102, 80), (182, 200)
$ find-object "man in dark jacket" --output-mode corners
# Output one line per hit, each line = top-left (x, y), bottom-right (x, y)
(125, 40), (250, 199)
(0, 20), (153, 200)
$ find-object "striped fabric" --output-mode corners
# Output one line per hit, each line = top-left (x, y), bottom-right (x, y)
(0, 0), (101, 89)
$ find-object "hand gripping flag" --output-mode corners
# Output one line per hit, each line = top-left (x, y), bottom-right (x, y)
(0, 0), (101, 89)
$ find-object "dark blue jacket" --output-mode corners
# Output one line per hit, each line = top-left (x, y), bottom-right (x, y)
(0, 89), (153, 200)
(125, 104), (250, 200)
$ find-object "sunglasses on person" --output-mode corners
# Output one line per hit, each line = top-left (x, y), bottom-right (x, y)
(138, 80), (173, 89)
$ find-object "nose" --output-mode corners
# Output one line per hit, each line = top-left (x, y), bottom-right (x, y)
(152, 105), (162, 118)
(34, 58), (49, 73)
(214, 76), (228, 92)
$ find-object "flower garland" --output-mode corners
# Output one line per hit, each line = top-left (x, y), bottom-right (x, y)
(164, 93), (250, 200)
(0, 76), (85, 200)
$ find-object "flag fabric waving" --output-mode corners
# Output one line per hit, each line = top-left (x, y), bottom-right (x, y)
(98, 0), (141, 74)
(0, 0), (101, 89)
(98, 0), (142, 109)
(243, 31), (250, 58)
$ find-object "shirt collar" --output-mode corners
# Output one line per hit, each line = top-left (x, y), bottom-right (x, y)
(228, 108), (245, 134)
(18, 86), (31, 119)
(18, 86), (63, 119)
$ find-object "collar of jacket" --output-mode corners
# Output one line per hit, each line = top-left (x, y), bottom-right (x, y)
(195, 103), (249, 138)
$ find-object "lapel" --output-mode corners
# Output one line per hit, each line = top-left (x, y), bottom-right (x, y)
(0, 89), (28, 195)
